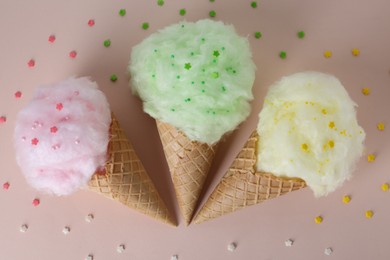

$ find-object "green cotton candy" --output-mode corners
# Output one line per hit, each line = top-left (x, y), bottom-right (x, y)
(129, 19), (256, 144)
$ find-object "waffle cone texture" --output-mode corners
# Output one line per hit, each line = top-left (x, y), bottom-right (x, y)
(156, 120), (218, 225)
(88, 113), (175, 226)
(193, 131), (306, 224)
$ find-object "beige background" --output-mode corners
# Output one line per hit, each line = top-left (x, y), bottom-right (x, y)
(0, 0), (389, 259)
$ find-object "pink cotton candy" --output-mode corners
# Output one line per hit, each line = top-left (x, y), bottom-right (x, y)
(14, 77), (111, 196)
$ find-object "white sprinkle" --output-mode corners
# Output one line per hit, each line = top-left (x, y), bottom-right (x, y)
(20, 224), (28, 233)
(85, 254), (93, 260)
(85, 214), (94, 223)
(62, 226), (71, 235)
(117, 244), (125, 253)
(227, 242), (237, 252)
(324, 247), (333, 256)
(285, 239), (294, 247)
(171, 255), (178, 260)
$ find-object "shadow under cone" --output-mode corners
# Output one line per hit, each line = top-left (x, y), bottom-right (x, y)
(88, 113), (176, 226)
(193, 131), (306, 224)
(156, 120), (218, 225)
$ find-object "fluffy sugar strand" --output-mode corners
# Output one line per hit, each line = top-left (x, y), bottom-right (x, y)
(129, 19), (255, 144)
(14, 77), (111, 196)
(257, 72), (365, 197)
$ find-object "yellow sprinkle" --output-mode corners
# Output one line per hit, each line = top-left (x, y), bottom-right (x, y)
(329, 121), (335, 129)
(377, 122), (385, 131)
(342, 195), (351, 204)
(324, 50), (332, 58)
(328, 140), (334, 148)
(314, 216), (323, 224)
(321, 109), (327, 115)
(365, 210), (374, 219)
(367, 154), (376, 162)
(340, 130), (347, 136)
(381, 183), (389, 191)
(301, 143), (309, 152)
(351, 48), (360, 56)
(362, 87), (371, 95)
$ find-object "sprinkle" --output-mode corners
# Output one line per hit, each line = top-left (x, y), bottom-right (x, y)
(227, 242), (237, 252)
(301, 143), (309, 152)
(179, 8), (186, 16)
(110, 74), (118, 82)
(88, 19), (95, 27)
(14, 91), (22, 98)
(213, 50), (220, 57)
(211, 72), (219, 78)
(184, 63), (192, 70)
(85, 254), (94, 260)
(254, 31), (262, 39)
(328, 121), (335, 128)
(20, 224), (28, 233)
(103, 39), (111, 47)
(342, 195), (351, 204)
(184, 98), (191, 102)
(377, 122), (385, 131)
(62, 226), (71, 235)
(367, 154), (376, 162)
(69, 50), (77, 58)
(251, 1), (257, 8)
(3, 182), (10, 190)
(314, 216), (323, 224)
(365, 210), (374, 219)
(85, 214), (94, 223)
(285, 239), (294, 247)
(279, 51), (287, 59)
(297, 31), (305, 39)
(32, 198), (40, 206)
(142, 22), (149, 30)
(27, 59), (35, 68)
(31, 138), (39, 145)
(381, 183), (389, 191)
(50, 126), (58, 133)
(157, 0), (164, 6)
(171, 255), (179, 260)
(221, 86), (226, 92)
(324, 247), (333, 256)
(362, 87), (371, 95)
(328, 140), (334, 148)
(351, 48), (360, 56)
(119, 9), (126, 16)
(321, 109), (327, 114)
(324, 50), (332, 58)
(56, 103), (63, 111)
(0, 116), (6, 124)
(209, 10), (216, 17)
(117, 244), (125, 253)
(48, 35), (56, 43)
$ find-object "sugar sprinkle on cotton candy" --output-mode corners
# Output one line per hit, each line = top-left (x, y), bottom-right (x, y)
(129, 19), (256, 144)
(257, 72), (365, 197)
(14, 77), (111, 196)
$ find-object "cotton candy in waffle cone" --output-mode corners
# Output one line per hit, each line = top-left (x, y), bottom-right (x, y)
(88, 113), (175, 226)
(193, 131), (306, 224)
(156, 120), (218, 225)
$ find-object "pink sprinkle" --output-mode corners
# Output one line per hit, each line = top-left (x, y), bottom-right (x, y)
(69, 50), (77, 58)
(88, 19), (95, 27)
(48, 35), (56, 43)
(31, 138), (39, 145)
(14, 91), (22, 98)
(56, 103), (63, 111)
(50, 126), (58, 133)
(0, 116), (6, 124)
(32, 198), (40, 206)
(27, 59), (35, 68)
(3, 182), (10, 190)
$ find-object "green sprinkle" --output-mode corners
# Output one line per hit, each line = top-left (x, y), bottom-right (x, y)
(185, 98), (191, 102)
(222, 86), (226, 92)
(184, 63), (192, 70)
(179, 8), (186, 16)
(254, 32), (262, 39)
(209, 10), (216, 17)
(201, 89), (205, 93)
(201, 38), (205, 42)
(119, 9), (126, 16)
(251, 1), (257, 8)
(190, 52), (194, 56)
(213, 50), (220, 57)
(110, 74), (118, 82)
(212, 59), (217, 63)
(211, 72), (219, 78)
(171, 54), (175, 58)
(154, 49), (158, 53)
(201, 81), (205, 84)
(152, 74), (155, 78)
(181, 24), (185, 28)
(221, 47), (225, 51)
(171, 108), (175, 112)
(191, 81), (195, 84)
(176, 75), (181, 79)
(157, 0), (164, 6)
(297, 31), (305, 39)
(103, 39), (111, 47)
(279, 51), (287, 59)
(171, 63), (175, 66)
(142, 22), (149, 30)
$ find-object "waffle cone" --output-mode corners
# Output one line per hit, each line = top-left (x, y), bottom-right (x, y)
(88, 113), (175, 226)
(193, 131), (306, 224)
(156, 120), (218, 225)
